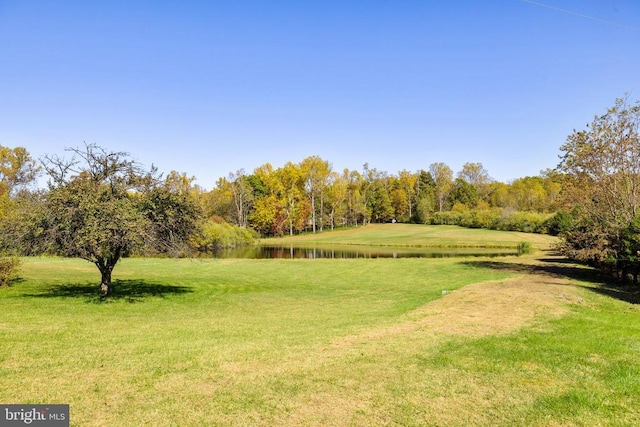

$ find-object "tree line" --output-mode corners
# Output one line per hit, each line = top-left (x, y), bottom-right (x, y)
(202, 159), (562, 236)
(0, 146), (565, 244)
(0, 142), (563, 293)
(2, 95), (640, 291)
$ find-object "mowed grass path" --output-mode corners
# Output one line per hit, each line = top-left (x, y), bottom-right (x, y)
(0, 226), (638, 426)
(264, 223), (558, 249)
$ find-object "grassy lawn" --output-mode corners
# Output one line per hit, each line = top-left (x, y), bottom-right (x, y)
(1, 226), (638, 426)
(263, 223), (558, 249)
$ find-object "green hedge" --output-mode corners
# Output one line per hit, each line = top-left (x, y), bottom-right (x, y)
(192, 220), (260, 252)
(430, 208), (555, 234)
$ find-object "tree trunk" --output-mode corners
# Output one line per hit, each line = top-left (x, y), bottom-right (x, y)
(99, 267), (113, 296)
(311, 192), (316, 233)
(330, 208), (335, 230)
(320, 193), (324, 232)
(96, 256), (117, 296)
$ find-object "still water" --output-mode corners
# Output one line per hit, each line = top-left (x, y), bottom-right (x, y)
(211, 245), (519, 259)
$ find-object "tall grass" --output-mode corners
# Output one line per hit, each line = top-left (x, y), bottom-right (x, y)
(517, 241), (533, 255)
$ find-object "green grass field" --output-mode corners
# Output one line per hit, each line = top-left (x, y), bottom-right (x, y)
(1, 225), (639, 426)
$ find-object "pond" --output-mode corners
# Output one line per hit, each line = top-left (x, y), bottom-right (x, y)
(210, 245), (520, 259)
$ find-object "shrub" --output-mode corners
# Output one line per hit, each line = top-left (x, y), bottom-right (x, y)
(459, 208), (501, 229)
(192, 219), (259, 252)
(430, 208), (553, 234)
(496, 210), (552, 233)
(0, 256), (21, 287)
(517, 241), (533, 255)
(431, 211), (463, 225)
(545, 211), (575, 236)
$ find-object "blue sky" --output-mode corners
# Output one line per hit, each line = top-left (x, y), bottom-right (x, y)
(1, 1), (639, 189)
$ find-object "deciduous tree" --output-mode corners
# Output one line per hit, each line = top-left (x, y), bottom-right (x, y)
(557, 96), (640, 278)
(300, 156), (331, 233)
(0, 145), (40, 196)
(228, 169), (253, 227)
(458, 162), (491, 202)
(26, 143), (201, 296)
(326, 171), (347, 229)
(396, 170), (417, 220)
(448, 178), (478, 209)
(429, 162), (453, 212)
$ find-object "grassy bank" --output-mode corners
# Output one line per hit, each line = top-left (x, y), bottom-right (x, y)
(263, 223), (558, 249)
(1, 245), (638, 425)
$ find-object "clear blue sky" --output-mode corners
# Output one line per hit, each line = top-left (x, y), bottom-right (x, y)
(1, 1), (639, 189)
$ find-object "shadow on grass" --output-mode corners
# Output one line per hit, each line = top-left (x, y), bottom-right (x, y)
(4, 277), (26, 286)
(462, 254), (640, 305)
(25, 279), (193, 303)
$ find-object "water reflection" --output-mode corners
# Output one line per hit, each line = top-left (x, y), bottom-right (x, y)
(211, 245), (518, 259)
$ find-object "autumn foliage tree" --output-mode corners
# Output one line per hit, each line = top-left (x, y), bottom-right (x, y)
(0, 146), (41, 286)
(557, 96), (640, 280)
(429, 162), (453, 212)
(0, 146), (40, 196)
(300, 156), (331, 233)
(201, 152), (565, 236)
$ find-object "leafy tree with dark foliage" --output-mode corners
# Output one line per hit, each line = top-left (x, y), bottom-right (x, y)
(557, 96), (640, 282)
(27, 143), (201, 296)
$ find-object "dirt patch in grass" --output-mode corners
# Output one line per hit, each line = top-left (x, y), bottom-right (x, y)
(420, 273), (583, 337)
(330, 257), (586, 350)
